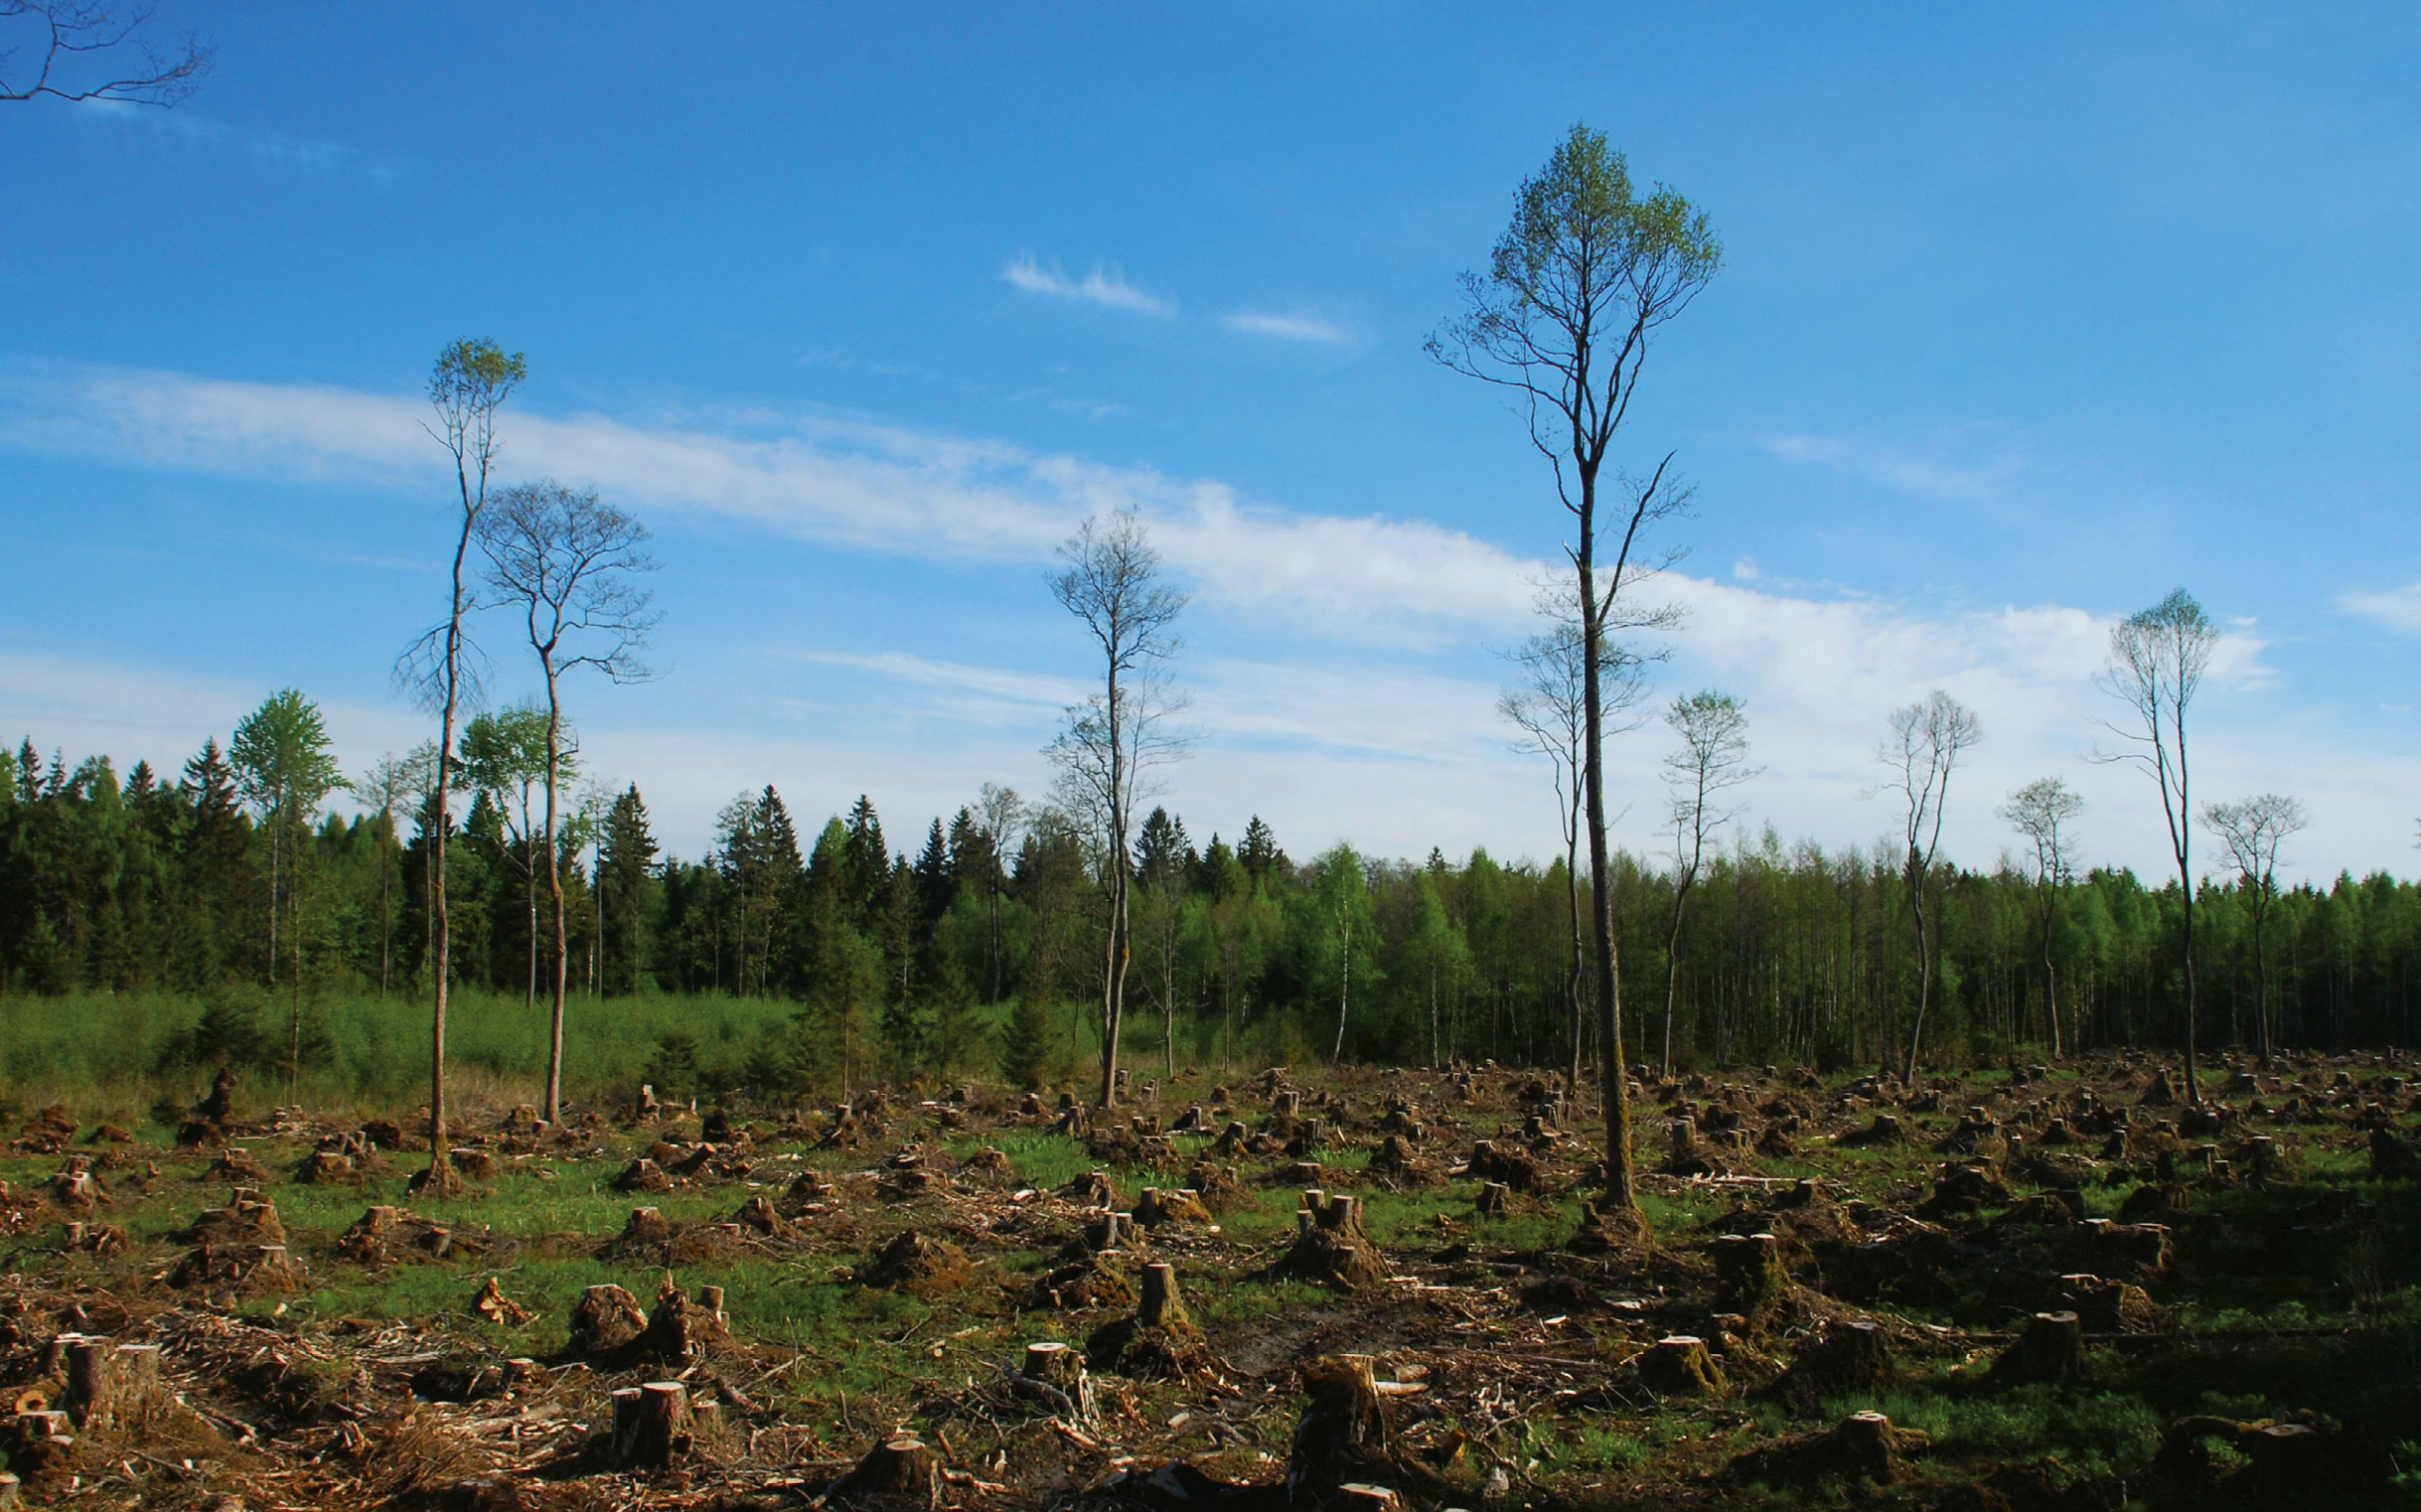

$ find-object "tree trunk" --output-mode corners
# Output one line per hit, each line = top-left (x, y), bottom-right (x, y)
(1578, 467), (1636, 1213)
(542, 668), (568, 1126)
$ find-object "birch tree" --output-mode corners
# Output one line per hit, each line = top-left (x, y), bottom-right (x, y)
(1999, 776), (2083, 1058)
(1047, 509), (1186, 1109)
(1659, 690), (1756, 1078)
(2202, 792), (2304, 1067)
(2099, 589), (2218, 1102)
(1882, 689), (1981, 1083)
(476, 478), (658, 1123)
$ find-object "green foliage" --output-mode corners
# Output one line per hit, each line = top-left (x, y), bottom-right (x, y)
(997, 993), (1055, 1089)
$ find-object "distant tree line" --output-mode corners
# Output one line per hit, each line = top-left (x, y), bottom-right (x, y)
(7, 719), (2421, 1093)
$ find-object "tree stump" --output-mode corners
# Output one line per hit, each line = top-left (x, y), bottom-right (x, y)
(7, 1411), (73, 1472)
(1474, 1180), (1512, 1217)
(1088, 1263), (1215, 1378)
(615, 1158), (676, 1194)
(567, 1284), (650, 1356)
(828, 1436), (939, 1507)
(1822, 1411), (1906, 1481)
(1775, 1318), (1891, 1400)
(611, 1380), (692, 1467)
(1713, 1233), (1791, 1337)
(1287, 1354), (1391, 1502)
(1019, 1340), (1098, 1422)
(1639, 1335), (1727, 1397)
(864, 1231), (976, 1295)
(2000, 1310), (2083, 1383)
(636, 1284), (731, 1363)
(619, 1206), (673, 1245)
(1085, 1211), (1139, 1253)
(1274, 1193), (1388, 1291)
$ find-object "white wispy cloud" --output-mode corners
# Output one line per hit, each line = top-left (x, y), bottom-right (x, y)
(2337, 582), (2421, 635)
(1223, 310), (1353, 345)
(73, 98), (406, 188)
(1759, 429), (2025, 501)
(999, 255), (1172, 316)
(0, 359), (1526, 642)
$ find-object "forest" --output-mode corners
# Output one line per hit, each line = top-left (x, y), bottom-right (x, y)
(3, 716), (2415, 1108)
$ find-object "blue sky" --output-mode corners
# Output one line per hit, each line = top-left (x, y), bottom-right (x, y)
(4, 3), (2418, 880)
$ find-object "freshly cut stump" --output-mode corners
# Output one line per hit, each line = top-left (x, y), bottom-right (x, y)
(1773, 1319), (1891, 1400)
(1639, 1335), (1728, 1397)
(1087, 1263), (1217, 1379)
(1273, 1192), (1389, 1292)
(826, 1436), (940, 1507)
(1997, 1310), (2083, 1384)
(611, 1380), (692, 1467)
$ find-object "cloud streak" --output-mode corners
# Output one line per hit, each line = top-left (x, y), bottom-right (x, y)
(2338, 582), (2421, 635)
(1223, 310), (1353, 345)
(1000, 255), (1172, 315)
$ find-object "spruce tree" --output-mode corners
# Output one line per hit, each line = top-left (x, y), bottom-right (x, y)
(998, 991), (1055, 1090)
(598, 785), (659, 994)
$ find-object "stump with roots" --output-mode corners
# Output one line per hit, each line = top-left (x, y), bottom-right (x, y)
(1843, 1114), (1905, 1146)
(864, 1231), (976, 1295)
(826, 1436), (940, 1507)
(615, 1158), (676, 1194)
(1287, 1354), (1392, 1503)
(610, 1380), (692, 1467)
(1468, 1138), (1546, 1192)
(1087, 1263), (1217, 1379)
(407, 1153), (469, 1197)
(1639, 1335), (1728, 1397)
(567, 1284), (651, 1357)
(1273, 1192), (1389, 1292)
(619, 1207), (673, 1246)
(1083, 1210), (1144, 1254)
(636, 1284), (732, 1364)
(1773, 1319), (1891, 1400)
(2057, 1274), (2159, 1333)
(1998, 1310), (2083, 1384)
(1135, 1187), (1212, 1227)
(1016, 1340), (1098, 1423)
(1713, 1233), (1791, 1337)
(5, 1410), (75, 1472)
(1733, 1409), (1927, 1485)
(735, 1194), (801, 1240)
(57, 1337), (163, 1432)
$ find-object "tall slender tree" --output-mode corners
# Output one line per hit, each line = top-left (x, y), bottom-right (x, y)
(476, 478), (658, 1123)
(1047, 509), (1187, 1109)
(1659, 690), (1756, 1078)
(2202, 792), (2305, 1067)
(398, 337), (524, 1192)
(1881, 689), (1981, 1084)
(2100, 589), (2219, 1102)
(1431, 122), (1721, 1212)
(2000, 777), (2083, 1058)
